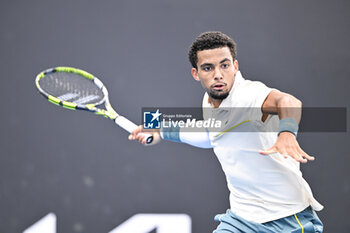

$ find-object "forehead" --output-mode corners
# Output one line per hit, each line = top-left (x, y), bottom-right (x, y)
(196, 47), (232, 65)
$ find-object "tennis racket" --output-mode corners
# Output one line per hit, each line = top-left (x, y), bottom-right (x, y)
(35, 66), (153, 144)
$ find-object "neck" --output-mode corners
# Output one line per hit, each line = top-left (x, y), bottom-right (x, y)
(208, 97), (222, 108)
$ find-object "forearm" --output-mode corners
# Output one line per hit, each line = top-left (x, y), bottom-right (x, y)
(276, 94), (302, 123)
(275, 94), (302, 137)
(262, 91), (302, 136)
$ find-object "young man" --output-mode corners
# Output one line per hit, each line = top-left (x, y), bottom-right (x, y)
(129, 31), (323, 232)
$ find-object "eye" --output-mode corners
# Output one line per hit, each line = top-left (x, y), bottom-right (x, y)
(202, 66), (212, 72)
(221, 63), (230, 69)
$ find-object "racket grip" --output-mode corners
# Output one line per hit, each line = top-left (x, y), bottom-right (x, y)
(115, 116), (153, 144)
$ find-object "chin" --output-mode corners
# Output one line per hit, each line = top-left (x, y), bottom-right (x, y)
(209, 90), (229, 100)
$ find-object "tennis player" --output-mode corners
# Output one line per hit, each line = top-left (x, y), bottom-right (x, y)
(129, 31), (323, 232)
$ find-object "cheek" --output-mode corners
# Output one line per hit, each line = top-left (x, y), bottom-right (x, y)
(227, 77), (235, 90)
(198, 78), (212, 90)
(222, 72), (234, 88)
(200, 80), (210, 89)
(197, 73), (210, 85)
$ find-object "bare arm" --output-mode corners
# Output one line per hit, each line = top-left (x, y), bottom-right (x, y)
(259, 90), (315, 163)
(261, 90), (302, 123)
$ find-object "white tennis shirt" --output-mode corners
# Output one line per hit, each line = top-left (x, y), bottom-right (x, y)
(202, 71), (323, 223)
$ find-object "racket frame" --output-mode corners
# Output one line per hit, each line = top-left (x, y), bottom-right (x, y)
(35, 66), (118, 120)
(35, 66), (153, 144)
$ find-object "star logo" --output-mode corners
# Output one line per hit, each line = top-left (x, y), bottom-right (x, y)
(150, 109), (162, 122)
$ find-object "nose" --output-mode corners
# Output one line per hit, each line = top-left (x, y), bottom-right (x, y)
(214, 67), (223, 80)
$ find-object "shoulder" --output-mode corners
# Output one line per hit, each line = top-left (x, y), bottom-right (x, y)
(234, 78), (274, 107)
(238, 78), (270, 92)
(234, 71), (270, 94)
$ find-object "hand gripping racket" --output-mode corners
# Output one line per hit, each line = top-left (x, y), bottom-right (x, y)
(35, 66), (153, 144)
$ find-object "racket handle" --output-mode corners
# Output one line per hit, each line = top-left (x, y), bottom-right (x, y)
(115, 116), (153, 144)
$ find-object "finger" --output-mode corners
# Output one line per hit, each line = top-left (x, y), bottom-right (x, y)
(137, 133), (146, 144)
(293, 152), (307, 163)
(298, 157), (308, 163)
(259, 147), (277, 155)
(131, 125), (142, 135)
(129, 132), (139, 140)
(289, 149), (307, 163)
(129, 126), (146, 140)
(288, 147), (310, 163)
(298, 148), (315, 161)
(294, 153), (307, 163)
(141, 137), (147, 145)
(279, 149), (289, 159)
(135, 133), (144, 142)
(136, 133), (152, 145)
(270, 146), (289, 159)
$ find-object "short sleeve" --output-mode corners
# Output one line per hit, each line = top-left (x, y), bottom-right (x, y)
(236, 80), (274, 122)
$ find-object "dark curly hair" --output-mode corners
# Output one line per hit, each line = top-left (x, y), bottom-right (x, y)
(188, 31), (237, 69)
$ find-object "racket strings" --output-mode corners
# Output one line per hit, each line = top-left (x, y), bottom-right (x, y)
(39, 72), (105, 105)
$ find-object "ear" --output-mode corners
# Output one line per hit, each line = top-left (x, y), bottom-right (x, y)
(191, 68), (200, 82)
(233, 60), (239, 74)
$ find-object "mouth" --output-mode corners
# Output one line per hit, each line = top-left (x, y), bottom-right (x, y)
(211, 83), (226, 91)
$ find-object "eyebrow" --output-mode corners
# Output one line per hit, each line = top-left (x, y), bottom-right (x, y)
(219, 58), (231, 63)
(199, 58), (231, 69)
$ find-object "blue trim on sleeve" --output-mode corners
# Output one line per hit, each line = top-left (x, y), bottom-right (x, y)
(161, 125), (181, 143)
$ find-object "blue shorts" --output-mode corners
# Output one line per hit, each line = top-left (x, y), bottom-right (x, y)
(213, 206), (323, 233)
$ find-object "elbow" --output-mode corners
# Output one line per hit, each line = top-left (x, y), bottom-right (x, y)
(278, 93), (302, 108)
(294, 96), (302, 108)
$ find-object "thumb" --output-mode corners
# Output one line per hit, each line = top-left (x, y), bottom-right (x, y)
(259, 147), (277, 155)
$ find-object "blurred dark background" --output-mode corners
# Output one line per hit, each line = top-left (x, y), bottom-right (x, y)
(0, 0), (349, 232)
